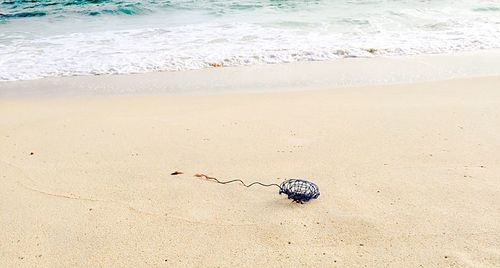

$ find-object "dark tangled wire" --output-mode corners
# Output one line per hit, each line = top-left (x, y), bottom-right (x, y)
(194, 174), (320, 203)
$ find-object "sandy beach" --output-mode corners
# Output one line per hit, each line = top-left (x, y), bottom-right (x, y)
(1, 61), (500, 266)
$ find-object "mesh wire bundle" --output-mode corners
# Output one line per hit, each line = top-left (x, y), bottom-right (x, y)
(191, 173), (320, 204)
(279, 179), (320, 203)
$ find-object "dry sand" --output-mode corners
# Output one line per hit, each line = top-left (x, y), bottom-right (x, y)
(1, 75), (500, 267)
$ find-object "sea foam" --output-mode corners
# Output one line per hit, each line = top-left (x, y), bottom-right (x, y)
(1, 0), (500, 81)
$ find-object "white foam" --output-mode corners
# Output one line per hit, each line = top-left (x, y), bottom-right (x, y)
(1, 1), (500, 81)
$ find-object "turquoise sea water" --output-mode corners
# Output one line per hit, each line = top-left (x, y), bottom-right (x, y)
(1, 0), (500, 81)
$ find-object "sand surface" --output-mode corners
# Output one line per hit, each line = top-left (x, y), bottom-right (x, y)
(1, 76), (500, 267)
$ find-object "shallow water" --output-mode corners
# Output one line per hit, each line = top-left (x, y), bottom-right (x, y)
(1, 0), (500, 81)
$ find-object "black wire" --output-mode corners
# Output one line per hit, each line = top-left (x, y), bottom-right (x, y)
(197, 174), (281, 189)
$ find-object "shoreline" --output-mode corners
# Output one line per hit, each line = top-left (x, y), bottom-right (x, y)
(2, 49), (500, 97)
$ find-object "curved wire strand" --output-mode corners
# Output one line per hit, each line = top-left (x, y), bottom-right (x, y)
(195, 174), (281, 189)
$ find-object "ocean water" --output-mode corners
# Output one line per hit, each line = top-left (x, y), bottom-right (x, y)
(1, 0), (500, 81)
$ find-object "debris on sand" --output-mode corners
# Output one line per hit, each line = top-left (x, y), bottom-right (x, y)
(209, 63), (223, 67)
